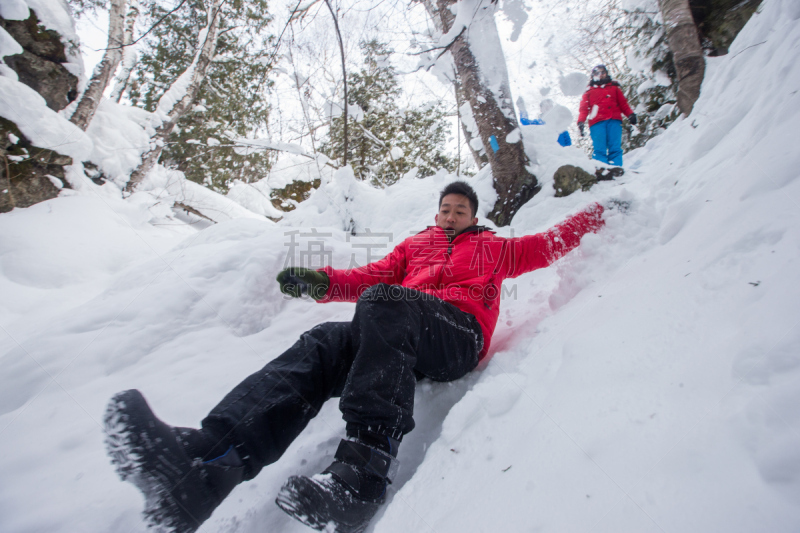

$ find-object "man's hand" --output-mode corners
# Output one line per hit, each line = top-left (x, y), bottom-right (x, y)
(628, 113), (637, 126)
(277, 267), (330, 300)
(578, 122), (586, 137)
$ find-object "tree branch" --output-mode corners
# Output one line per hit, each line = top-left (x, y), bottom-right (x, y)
(324, 0), (348, 166)
(409, 25), (465, 56)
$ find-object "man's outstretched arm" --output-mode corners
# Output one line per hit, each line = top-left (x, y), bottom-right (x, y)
(316, 242), (409, 303)
(277, 244), (405, 302)
(277, 235), (409, 302)
(503, 203), (605, 278)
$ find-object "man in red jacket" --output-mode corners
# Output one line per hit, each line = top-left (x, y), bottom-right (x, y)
(103, 182), (605, 533)
(577, 65), (637, 167)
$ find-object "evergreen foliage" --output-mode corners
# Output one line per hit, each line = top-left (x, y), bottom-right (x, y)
(126, 0), (274, 193)
(66, 0), (107, 18)
(321, 40), (456, 186)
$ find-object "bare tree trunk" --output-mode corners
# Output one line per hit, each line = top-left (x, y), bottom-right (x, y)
(109, 0), (140, 103)
(659, 0), (705, 115)
(69, 0), (127, 130)
(419, 0), (486, 170)
(125, 0), (222, 193)
(434, 0), (538, 227)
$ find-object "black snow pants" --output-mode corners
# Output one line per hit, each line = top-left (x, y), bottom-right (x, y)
(201, 283), (483, 480)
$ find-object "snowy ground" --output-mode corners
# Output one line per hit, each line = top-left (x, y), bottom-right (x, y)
(2, 0), (800, 532)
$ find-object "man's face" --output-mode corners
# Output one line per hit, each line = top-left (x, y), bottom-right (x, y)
(435, 193), (478, 238)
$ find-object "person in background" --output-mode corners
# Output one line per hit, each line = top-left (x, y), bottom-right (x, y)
(577, 65), (637, 167)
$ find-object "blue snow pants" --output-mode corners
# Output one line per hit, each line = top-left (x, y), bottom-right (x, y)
(589, 119), (623, 166)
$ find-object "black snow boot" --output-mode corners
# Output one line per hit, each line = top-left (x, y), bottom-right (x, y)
(596, 167), (625, 181)
(276, 438), (399, 533)
(103, 389), (245, 533)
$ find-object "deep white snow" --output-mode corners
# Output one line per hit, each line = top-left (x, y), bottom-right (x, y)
(1, 1), (800, 532)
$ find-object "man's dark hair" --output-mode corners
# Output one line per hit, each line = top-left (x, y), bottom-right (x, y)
(439, 181), (479, 218)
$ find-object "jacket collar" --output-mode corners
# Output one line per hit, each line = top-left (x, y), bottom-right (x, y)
(590, 78), (618, 87)
(426, 225), (495, 242)
(457, 225), (494, 237)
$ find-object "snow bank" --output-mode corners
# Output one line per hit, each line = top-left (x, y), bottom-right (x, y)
(225, 179), (284, 219)
(0, 190), (197, 379)
(0, 77), (93, 164)
(85, 100), (154, 185)
(0, 26), (23, 58)
(0, 0), (30, 20)
(378, 3), (800, 532)
(138, 166), (272, 224)
(0, 1), (799, 533)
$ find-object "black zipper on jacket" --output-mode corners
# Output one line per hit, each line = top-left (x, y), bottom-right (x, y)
(434, 225), (491, 289)
(437, 243), (453, 289)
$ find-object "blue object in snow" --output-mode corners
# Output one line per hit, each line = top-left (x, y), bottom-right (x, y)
(520, 116), (545, 126)
(489, 135), (500, 152)
(557, 131), (572, 147)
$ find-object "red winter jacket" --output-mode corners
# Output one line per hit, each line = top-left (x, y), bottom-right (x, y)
(319, 205), (605, 359)
(578, 82), (634, 127)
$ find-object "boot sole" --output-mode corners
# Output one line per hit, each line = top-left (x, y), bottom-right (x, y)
(103, 390), (210, 533)
(276, 474), (375, 533)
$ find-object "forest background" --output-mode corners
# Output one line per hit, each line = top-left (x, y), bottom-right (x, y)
(70, 0), (712, 209)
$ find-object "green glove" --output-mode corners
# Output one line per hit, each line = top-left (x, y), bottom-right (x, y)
(276, 267), (330, 300)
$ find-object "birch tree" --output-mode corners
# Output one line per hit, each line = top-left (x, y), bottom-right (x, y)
(123, 0), (272, 192)
(69, 0), (127, 129)
(126, 0), (223, 192)
(108, 0), (140, 103)
(432, 0), (538, 227)
(658, 0), (705, 114)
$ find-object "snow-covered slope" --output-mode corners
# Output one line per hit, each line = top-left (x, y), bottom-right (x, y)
(1, 1), (800, 533)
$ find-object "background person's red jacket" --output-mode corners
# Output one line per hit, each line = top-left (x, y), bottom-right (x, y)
(578, 82), (634, 127)
(319, 205), (605, 359)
